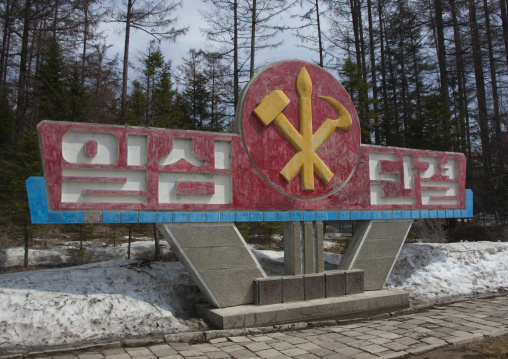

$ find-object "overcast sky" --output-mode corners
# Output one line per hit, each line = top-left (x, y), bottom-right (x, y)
(103, 0), (325, 86)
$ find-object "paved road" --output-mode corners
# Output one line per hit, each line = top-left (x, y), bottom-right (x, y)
(12, 295), (508, 359)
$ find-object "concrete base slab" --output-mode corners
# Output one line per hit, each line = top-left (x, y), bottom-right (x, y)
(196, 289), (409, 329)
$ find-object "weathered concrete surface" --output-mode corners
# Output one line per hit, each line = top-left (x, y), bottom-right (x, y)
(283, 221), (324, 275)
(158, 223), (266, 308)
(198, 289), (409, 329)
(254, 278), (282, 306)
(339, 220), (413, 290)
(254, 270), (363, 306)
(282, 276), (304, 303)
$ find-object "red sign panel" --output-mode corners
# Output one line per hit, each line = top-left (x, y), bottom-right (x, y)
(37, 60), (467, 212)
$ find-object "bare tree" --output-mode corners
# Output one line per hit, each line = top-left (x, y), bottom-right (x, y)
(108, 0), (187, 118)
(292, 0), (325, 67)
(247, 0), (293, 78)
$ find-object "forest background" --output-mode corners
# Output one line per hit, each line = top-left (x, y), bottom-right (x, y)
(0, 0), (507, 262)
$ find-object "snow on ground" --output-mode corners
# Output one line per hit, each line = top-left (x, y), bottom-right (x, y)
(1, 240), (508, 351)
(386, 241), (508, 306)
(0, 259), (203, 350)
(0, 241), (171, 268)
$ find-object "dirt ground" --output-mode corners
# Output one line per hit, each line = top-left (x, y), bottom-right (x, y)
(413, 333), (508, 358)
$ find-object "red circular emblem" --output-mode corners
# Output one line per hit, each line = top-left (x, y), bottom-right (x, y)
(239, 60), (361, 199)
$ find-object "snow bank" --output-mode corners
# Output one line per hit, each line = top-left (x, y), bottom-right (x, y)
(2, 241), (508, 351)
(0, 260), (202, 350)
(0, 241), (171, 268)
(386, 241), (508, 306)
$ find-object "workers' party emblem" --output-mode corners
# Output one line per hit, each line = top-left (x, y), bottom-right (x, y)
(239, 60), (361, 199)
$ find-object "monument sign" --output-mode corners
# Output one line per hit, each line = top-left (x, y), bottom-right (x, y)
(27, 60), (472, 328)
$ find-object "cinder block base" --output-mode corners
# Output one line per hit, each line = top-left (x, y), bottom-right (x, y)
(304, 274), (326, 300)
(197, 289), (409, 330)
(346, 269), (364, 295)
(255, 278), (282, 305)
(254, 270), (363, 306)
(282, 277), (304, 303)
(325, 271), (346, 297)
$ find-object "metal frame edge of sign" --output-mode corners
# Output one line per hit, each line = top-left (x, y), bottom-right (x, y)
(26, 176), (474, 224)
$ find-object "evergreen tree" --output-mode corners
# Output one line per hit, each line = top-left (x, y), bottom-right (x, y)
(125, 80), (148, 126)
(153, 67), (179, 128)
(68, 66), (90, 123)
(204, 54), (232, 132)
(406, 94), (453, 151)
(143, 46), (164, 125)
(182, 72), (210, 131)
(340, 58), (377, 143)
(0, 127), (42, 266)
(37, 40), (70, 122)
(0, 91), (14, 155)
(171, 92), (191, 130)
(178, 50), (211, 130)
(382, 1), (431, 148)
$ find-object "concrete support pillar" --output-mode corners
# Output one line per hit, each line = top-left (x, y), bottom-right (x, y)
(338, 220), (413, 290)
(283, 221), (324, 275)
(158, 223), (266, 308)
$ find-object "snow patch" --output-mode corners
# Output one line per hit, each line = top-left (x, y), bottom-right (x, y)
(0, 260), (202, 349)
(386, 242), (508, 306)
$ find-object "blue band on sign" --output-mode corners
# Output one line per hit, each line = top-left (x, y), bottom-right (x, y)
(26, 177), (474, 224)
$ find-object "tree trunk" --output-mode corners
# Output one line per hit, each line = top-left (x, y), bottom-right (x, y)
(1, 23), (11, 88)
(82, 0), (89, 84)
(233, 0), (239, 110)
(153, 223), (160, 260)
(433, 0), (450, 142)
(411, 35), (422, 123)
(367, 0), (379, 144)
(121, 0), (133, 119)
(250, 0), (256, 78)
(450, 0), (471, 156)
(499, 0), (508, 73)
(52, 0), (59, 38)
(0, 0), (12, 90)
(357, 0), (367, 79)
(24, 222), (29, 267)
(399, 35), (409, 146)
(316, 0), (323, 67)
(350, 0), (361, 67)
(357, 0), (370, 143)
(378, 0), (390, 145)
(469, 0), (492, 176)
(434, 0), (449, 105)
(128, 226), (132, 259)
(482, 0), (503, 167)
(14, 0), (32, 144)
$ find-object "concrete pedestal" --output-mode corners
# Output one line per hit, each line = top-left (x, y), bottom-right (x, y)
(197, 289), (409, 329)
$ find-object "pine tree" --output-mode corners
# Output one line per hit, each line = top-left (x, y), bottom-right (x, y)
(125, 80), (148, 126)
(182, 72), (210, 131)
(406, 94), (452, 151)
(37, 40), (70, 122)
(340, 58), (377, 143)
(68, 66), (90, 122)
(143, 46), (164, 125)
(0, 91), (14, 156)
(0, 127), (42, 266)
(153, 67), (178, 128)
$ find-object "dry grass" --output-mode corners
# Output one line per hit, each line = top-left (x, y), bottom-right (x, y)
(411, 219), (447, 243)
